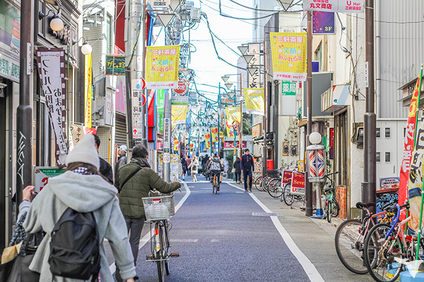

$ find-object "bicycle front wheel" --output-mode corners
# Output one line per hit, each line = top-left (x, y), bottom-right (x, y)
(326, 202), (332, 223)
(254, 176), (264, 191)
(364, 223), (402, 282)
(283, 183), (294, 206)
(335, 219), (368, 274)
(267, 179), (283, 198)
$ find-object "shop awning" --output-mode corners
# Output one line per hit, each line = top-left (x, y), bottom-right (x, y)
(321, 84), (350, 113)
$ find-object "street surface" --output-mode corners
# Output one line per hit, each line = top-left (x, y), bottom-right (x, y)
(105, 174), (374, 282)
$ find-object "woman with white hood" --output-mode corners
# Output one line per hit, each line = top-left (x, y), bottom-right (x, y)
(20, 134), (136, 282)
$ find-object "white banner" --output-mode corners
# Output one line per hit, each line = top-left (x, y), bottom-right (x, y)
(303, 0), (364, 13)
(36, 48), (68, 166)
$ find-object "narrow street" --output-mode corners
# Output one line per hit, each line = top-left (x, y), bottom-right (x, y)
(106, 174), (374, 282)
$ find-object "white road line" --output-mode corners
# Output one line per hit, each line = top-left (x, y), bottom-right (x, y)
(226, 182), (325, 282)
(170, 239), (199, 243)
(109, 182), (191, 275)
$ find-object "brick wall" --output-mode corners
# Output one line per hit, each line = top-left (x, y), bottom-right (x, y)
(337, 186), (347, 219)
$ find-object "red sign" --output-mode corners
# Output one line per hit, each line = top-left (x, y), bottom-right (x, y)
(291, 172), (305, 195)
(223, 141), (247, 149)
(141, 78), (146, 90)
(174, 78), (189, 95)
(283, 170), (293, 185)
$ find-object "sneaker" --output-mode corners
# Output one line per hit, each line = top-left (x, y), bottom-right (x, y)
(249, 189), (252, 193)
(244, 190), (248, 193)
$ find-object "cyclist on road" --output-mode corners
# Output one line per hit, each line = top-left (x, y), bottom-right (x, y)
(208, 154), (224, 185)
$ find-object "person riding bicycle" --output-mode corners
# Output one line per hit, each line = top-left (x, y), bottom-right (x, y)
(207, 154), (224, 184)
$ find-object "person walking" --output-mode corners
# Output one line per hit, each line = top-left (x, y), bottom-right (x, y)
(241, 149), (254, 192)
(93, 134), (114, 184)
(233, 157), (242, 183)
(116, 145), (181, 278)
(181, 156), (188, 180)
(21, 134), (136, 282)
(116, 145), (128, 172)
(186, 156), (192, 176)
(189, 156), (199, 182)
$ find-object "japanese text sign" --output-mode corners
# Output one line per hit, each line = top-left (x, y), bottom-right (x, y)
(244, 88), (265, 115)
(283, 170), (293, 185)
(304, 0), (364, 13)
(270, 32), (307, 81)
(225, 107), (241, 124)
(171, 104), (187, 126)
(146, 45), (180, 89)
(105, 55), (125, 76)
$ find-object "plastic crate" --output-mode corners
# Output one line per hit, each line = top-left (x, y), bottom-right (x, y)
(142, 194), (175, 221)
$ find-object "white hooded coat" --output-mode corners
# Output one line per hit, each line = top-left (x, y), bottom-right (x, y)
(23, 171), (136, 282)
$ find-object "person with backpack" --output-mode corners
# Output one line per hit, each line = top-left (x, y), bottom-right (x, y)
(116, 145), (181, 279)
(21, 134), (136, 282)
(188, 155), (199, 182)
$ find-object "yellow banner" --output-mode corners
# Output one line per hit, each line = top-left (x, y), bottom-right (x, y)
(243, 88), (264, 115)
(171, 105), (187, 126)
(270, 32), (307, 81)
(173, 140), (180, 151)
(211, 127), (218, 142)
(145, 45), (180, 89)
(225, 107), (241, 124)
(225, 120), (235, 138)
(85, 53), (92, 127)
(205, 133), (211, 148)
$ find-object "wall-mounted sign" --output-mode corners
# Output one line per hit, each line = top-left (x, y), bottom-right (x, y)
(105, 55), (125, 76)
(313, 11), (335, 34)
(252, 123), (262, 138)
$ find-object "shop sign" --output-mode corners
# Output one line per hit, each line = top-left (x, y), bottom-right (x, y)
(291, 172), (305, 195)
(49, 22), (71, 45)
(174, 78), (189, 95)
(34, 166), (66, 193)
(378, 177), (400, 192)
(105, 55), (125, 76)
(303, 0), (364, 13)
(313, 11), (335, 34)
(223, 141), (247, 149)
(0, 56), (19, 83)
(252, 123), (262, 138)
(132, 79), (145, 139)
(282, 81), (296, 95)
(283, 170), (293, 185)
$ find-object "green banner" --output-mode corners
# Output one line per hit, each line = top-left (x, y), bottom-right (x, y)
(157, 89), (165, 108)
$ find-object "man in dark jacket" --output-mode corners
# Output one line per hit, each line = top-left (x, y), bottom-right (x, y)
(116, 145), (181, 270)
(94, 134), (113, 184)
(233, 157), (242, 184)
(241, 149), (254, 192)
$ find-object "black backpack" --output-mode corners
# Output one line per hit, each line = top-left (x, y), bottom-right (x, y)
(48, 207), (101, 281)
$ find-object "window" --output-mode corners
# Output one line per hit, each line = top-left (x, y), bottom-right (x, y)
(385, 128), (391, 138)
(376, 128), (380, 138)
(385, 152), (391, 163)
(376, 152), (380, 162)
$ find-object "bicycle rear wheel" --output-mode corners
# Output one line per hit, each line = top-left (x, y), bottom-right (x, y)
(364, 223), (402, 282)
(267, 179), (283, 198)
(335, 219), (368, 274)
(331, 200), (340, 218)
(326, 202), (332, 223)
(156, 226), (166, 282)
(254, 176), (264, 191)
(283, 183), (294, 206)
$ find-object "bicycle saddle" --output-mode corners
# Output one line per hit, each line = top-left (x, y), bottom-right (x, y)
(355, 202), (375, 209)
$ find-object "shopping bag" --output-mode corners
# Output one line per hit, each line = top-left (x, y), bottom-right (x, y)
(6, 245), (39, 282)
(1, 242), (22, 264)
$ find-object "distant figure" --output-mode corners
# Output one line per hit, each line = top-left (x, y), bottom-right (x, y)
(116, 145), (128, 173)
(186, 156), (192, 175)
(181, 157), (188, 180)
(233, 157), (242, 183)
(241, 149), (254, 192)
(189, 156), (199, 182)
(93, 134), (113, 184)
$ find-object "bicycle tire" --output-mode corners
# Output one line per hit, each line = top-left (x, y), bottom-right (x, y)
(363, 223), (402, 282)
(327, 203), (332, 223)
(283, 183), (294, 206)
(156, 224), (167, 282)
(331, 200), (340, 218)
(267, 179), (283, 198)
(335, 219), (368, 274)
(254, 176), (264, 191)
(213, 175), (217, 194)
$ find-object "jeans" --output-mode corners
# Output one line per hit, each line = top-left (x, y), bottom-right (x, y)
(243, 170), (253, 191)
(235, 173), (241, 182)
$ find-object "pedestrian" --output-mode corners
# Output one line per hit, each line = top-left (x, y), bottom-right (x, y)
(181, 156), (188, 180)
(233, 156), (242, 183)
(116, 144), (128, 173)
(93, 134), (114, 184)
(207, 154), (223, 184)
(20, 134), (136, 282)
(116, 145), (181, 280)
(204, 156), (211, 180)
(189, 156), (199, 182)
(186, 156), (192, 176)
(241, 149), (254, 192)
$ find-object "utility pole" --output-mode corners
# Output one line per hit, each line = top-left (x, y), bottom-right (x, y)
(163, 89), (171, 182)
(262, 41), (268, 178)
(16, 0), (33, 208)
(141, 0), (148, 147)
(239, 73), (243, 160)
(362, 0), (376, 214)
(305, 11), (313, 217)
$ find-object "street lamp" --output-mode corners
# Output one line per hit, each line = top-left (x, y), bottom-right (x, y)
(81, 42), (93, 55)
(39, 10), (64, 32)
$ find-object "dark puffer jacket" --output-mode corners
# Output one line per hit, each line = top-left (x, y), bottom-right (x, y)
(116, 157), (181, 218)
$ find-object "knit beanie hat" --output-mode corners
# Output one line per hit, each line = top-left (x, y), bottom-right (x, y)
(66, 134), (100, 170)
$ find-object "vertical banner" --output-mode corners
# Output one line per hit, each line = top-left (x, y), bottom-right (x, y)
(36, 47), (68, 166)
(205, 133), (211, 148)
(225, 120), (235, 138)
(243, 88), (265, 115)
(171, 105), (187, 125)
(211, 127), (218, 142)
(173, 140), (180, 152)
(85, 53), (93, 127)
(145, 45), (180, 89)
(225, 107), (241, 124)
(270, 32), (307, 81)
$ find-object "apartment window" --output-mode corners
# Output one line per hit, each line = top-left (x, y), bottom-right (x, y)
(376, 128), (380, 138)
(385, 128), (391, 138)
(376, 152), (380, 162)
(385, 152), (391, 163)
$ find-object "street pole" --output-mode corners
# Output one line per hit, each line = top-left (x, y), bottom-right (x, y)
(142, 0), (148, 147)
(362, 0), (376, 215)
(239, 73), (243, 161)
(164, 90), (171, 182)
(262, 41), (268, 179)
(305, 11), (313, 217)
(16, 0), (33, 208)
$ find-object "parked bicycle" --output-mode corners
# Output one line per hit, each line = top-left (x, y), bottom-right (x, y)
(281, 170), (305, 206)
(335, 201), (391, 274)
(322, 172), (340, 222)
(143, 191), (179, 282)
(254, 170), (281, 193)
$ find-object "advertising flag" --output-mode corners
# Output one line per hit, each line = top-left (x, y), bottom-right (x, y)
(211, 127), (218, 142)
(244, 88), (265, 115)
(85, 53), (93, 127)
(225, 107), (241, 124)
(145, 45), (180, 89)
(205, 133), (211, 148)
(173, 140), (180, 152)
(225, 120), (235, 138)
(171, 105), (187, 126)
(270, 32), (307, 81)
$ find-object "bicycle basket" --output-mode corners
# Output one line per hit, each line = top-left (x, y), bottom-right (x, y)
(142, 194), (175, 221)
(267, 169), (280, 178)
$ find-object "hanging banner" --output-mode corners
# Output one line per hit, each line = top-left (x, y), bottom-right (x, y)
(244, 88), (265, 115)
(145, 45), (180, 89)
(171, 105), (187, 125)
(225, 107), (241, 124)
(205, 133), (211, 148)
(36, 47), (68, 167)
(85, 53), (93, 127)
(173, 140), (180, 151)
(303, 0), (364, 13)
(270, 32), (307, 81)
(211, 127), (218, 142)
(399, 68), (423, 209)
(225, 120), (235, 138)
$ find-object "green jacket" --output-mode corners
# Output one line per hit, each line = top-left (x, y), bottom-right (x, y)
(116, 157), (181, 218)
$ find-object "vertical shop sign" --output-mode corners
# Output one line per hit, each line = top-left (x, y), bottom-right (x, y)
(36, 47), (68, 166)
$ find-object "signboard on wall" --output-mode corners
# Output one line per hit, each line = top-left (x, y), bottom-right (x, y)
(105, 55), (125, 76)
(313, 11), (335, 34)
(252, 124), (262, 138)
